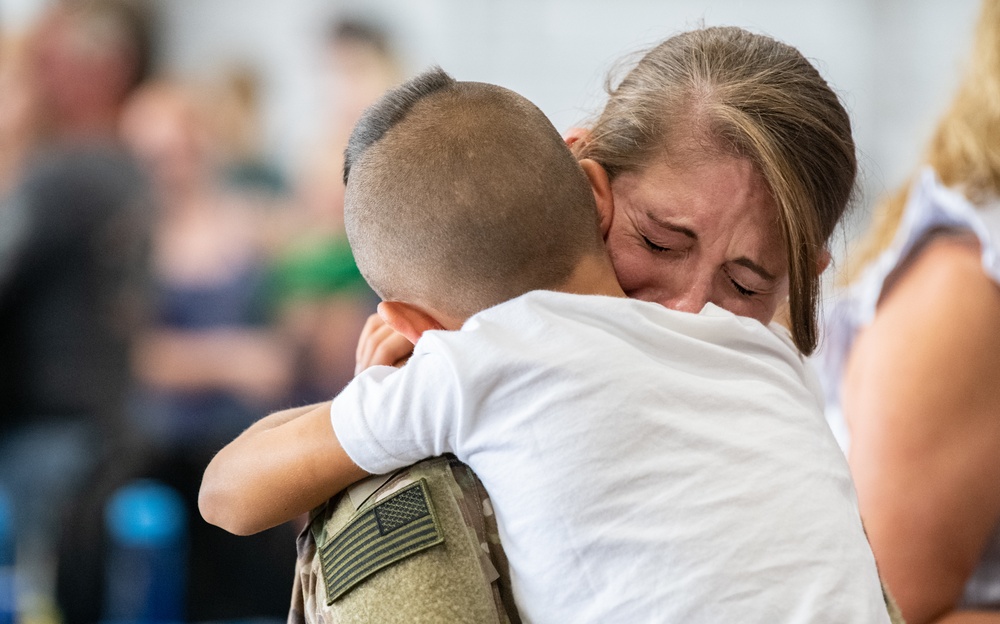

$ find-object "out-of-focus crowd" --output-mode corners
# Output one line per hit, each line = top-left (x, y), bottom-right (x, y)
(4, 0), (1000, 623)
(0, 1), (401, 621)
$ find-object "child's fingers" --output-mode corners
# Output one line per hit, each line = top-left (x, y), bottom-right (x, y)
(356, 313), (386, 366)
(356, 323), (395, 372)
(371, 331), (413, 369)
(356, 317), (390, 374)
(355, 315), (414, 374)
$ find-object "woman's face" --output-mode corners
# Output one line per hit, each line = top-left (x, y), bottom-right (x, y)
(601, 155), (789, 326)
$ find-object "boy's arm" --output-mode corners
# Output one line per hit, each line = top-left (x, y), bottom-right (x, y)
(199, 400), (370, 536)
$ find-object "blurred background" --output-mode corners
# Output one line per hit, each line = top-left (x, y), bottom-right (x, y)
(0, 0), (983, 245)
(0, 0), (983, 622)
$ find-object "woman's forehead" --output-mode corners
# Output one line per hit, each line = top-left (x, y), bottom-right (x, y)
(630, 155), (775, 223)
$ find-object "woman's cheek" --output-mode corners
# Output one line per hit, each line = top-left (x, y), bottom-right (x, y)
(719, 293), (779, 326)
(608, 247), (663, 293)
(605, 242), (636, 287)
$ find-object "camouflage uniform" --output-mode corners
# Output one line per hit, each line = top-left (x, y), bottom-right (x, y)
(289, 456), (905, 624)
(289, 455), (520, 624)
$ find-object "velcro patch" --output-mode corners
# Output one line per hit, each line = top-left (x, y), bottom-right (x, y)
(319, 478), (445, 603)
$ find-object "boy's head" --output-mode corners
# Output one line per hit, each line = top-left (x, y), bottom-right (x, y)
(343, 67), (605, 325)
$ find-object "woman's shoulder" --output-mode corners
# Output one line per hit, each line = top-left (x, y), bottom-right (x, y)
(847, 170), (1000, 313)
(817, 172), (1000, 387)
(880, 232), (997, 327)
(876, 167), (1000, 324)
(848, 233), (1000, 423)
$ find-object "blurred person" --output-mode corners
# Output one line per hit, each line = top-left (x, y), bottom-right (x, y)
(207, 64), (290, 199)
(322, 16), (404, 146)
(294, 15), (403, 228)
(269, 16), (398, 402)
(122, 79), (295, 451)
(107, 77), (297, 621)
(0, 34), (41, 196)
(272, 159), (377, 404)
(815, 0), (1000, 622)
(0, 0), (153, 615)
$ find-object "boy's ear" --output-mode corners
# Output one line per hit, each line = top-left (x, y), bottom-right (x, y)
(377, 301), (446, 345)
(579, 159), (614, 239)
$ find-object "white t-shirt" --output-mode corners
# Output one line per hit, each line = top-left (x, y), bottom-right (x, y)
(333, 290), (889, 624)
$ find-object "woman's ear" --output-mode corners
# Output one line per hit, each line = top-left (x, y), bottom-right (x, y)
(563, 127), (590, 149)
(817, 249), (832, 275)
(377, 301), (446, 345)
(579, 158), (614, 239)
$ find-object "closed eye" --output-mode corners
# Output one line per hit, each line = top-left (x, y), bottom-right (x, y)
(730, 279), (759, 297)
(642, 235), (671, 253)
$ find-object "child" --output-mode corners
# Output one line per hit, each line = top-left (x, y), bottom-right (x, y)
(200, 68), (891, 623)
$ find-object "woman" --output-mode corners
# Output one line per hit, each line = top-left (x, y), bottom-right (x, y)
(816, 1), (1000, 622)
(291, 26), (889, 622)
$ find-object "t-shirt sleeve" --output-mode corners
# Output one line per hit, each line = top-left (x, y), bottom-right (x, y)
(330, 348), (463, 475)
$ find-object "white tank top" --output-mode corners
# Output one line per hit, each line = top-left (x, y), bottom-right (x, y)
(813, 167), (1000, 608)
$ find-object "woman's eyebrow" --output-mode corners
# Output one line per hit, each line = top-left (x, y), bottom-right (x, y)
(732, 257), (777, 282)
(645, 212), (696, 239)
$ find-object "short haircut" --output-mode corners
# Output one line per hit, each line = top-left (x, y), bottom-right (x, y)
(343, 67), (604, 319)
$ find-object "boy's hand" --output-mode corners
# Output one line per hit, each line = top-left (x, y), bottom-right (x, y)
(355, 313), (414, 374)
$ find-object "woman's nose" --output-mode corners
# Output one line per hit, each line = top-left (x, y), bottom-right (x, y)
(667, 296), (708, 314)
(662, 281), (712, 314)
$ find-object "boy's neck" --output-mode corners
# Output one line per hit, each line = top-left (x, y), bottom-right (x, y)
(553, 252), (627, 300)
(428, 253), (626, 333)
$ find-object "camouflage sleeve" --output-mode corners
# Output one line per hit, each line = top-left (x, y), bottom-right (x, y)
(289, 455), (520, 624)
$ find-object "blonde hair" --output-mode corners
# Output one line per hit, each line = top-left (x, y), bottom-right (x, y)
(845, 0), (1000, 282)
(574, 27), (856, 355)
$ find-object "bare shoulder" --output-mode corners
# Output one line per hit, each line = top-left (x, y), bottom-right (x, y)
(846, 234), (1000, 432)
(885, 233), (999, 316)
(843, 234), (1000, 623)
(859, 233), (1000, 390)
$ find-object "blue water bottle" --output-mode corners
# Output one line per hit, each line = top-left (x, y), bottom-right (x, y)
(0, 488), (16, 624)
(102, 480), (187, 624)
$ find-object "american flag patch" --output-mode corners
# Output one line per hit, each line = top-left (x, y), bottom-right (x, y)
(319, 478), (444, 603)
